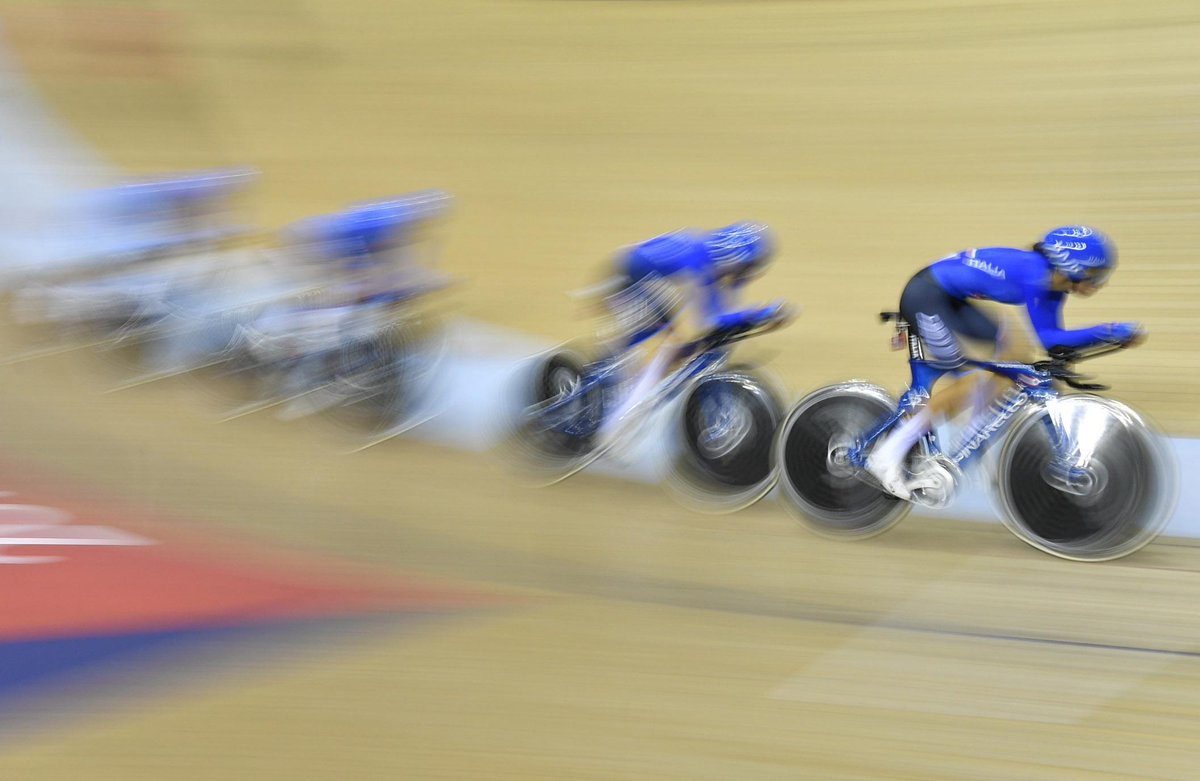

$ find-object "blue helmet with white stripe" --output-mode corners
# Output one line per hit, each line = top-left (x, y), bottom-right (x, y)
(1037, 225), (1117, 284)
(705, 222), (773, 282)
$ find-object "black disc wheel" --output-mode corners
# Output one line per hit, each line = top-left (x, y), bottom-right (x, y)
(774, 383), (911, 538)
(995, 396), (1176, 561)
(668, 370), (782, 512)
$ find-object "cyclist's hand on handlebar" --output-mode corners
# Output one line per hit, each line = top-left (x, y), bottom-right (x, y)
(704, 303), (794, 345)
(747, 300), (794, 330)
(1105, 322), (1147, 347)
(713, 306), (776, 332)
(767, 300), (797, 326)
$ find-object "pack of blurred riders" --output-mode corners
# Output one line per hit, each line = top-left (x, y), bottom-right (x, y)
(5, 168), (1175, 562)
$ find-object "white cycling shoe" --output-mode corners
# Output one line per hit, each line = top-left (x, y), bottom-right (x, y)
(866, 453), (942, 502)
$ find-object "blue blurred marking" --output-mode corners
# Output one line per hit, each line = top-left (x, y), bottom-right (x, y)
(0, 612), (475, 747)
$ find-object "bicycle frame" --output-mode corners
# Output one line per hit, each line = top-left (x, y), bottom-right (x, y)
(533, 318), (779, 439)
(846, 315), (1082, 481)
(535, 341), (730, 438)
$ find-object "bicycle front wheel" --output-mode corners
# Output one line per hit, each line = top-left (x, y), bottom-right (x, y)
(994, 395), (1177, 561)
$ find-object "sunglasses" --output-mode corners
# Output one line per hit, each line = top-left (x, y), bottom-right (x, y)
(1078, 267), (1113, 286)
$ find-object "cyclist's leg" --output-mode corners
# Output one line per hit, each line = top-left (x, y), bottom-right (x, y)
(601, 325), (680, 432)
(866, 401), (934, 498)
(600, 271), (677, 352)
(965, 304), (1036, 416)
(597, 272), (682, 436)
(867, 270), (995, 498)
(933, 298), (1008, 422)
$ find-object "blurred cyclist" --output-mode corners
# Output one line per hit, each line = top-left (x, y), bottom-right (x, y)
(281, 189), (452, 307)
(591, 222), (788, 439)
(868, 225), (1146, 499)
(12, 168), (257, 327)
(245, 190), (452, 362)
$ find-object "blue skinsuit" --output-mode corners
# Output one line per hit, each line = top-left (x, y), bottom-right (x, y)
(620, 231), (744, 340)
(928, 247), (1113, 350)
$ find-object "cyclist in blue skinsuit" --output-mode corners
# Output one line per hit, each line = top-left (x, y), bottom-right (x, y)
(867, 225), (1146, 499)
(88, 167), (257, 259)
(283, 189), (452, 306)
(12, 168), (257, 329)
(246, 191), (452, 361)
(595, 222), (786, 437)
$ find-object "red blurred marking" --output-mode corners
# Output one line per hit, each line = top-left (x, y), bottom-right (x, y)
(1, 5), (186, 81)
(0, 459), (502, 644)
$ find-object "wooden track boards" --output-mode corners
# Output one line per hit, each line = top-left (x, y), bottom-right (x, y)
(2, 2), (1200, 778)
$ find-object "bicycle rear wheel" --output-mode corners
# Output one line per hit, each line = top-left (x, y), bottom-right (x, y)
(508, 350), (607, 481)
(774, 383), (911, 538)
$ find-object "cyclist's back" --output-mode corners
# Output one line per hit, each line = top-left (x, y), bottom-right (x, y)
(623, 230), (711, 284)
(927, 247), (1048, 305)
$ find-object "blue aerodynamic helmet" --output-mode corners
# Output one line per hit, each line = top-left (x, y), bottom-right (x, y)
(289, 190), (452, 263)
(705, 222), (773, 283)
(1037, 225), (1117, 284)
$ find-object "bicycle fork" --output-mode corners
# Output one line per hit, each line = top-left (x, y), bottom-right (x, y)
(1037, 397), (1104, 496)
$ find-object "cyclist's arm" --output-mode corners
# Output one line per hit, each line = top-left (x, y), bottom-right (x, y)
(1025, 291), (1121, 350)
(694, 267), (730, 329)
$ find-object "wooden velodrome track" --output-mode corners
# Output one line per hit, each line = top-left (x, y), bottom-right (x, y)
(2, 1), (1200, 778)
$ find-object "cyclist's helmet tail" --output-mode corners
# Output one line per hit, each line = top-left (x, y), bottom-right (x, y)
(287, 190), (452, 264)
(1036, 225), (1117, 285)
(91, 167), (258, 225)
(705, 222), (773, 284)
(350, 189), (453, 226)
